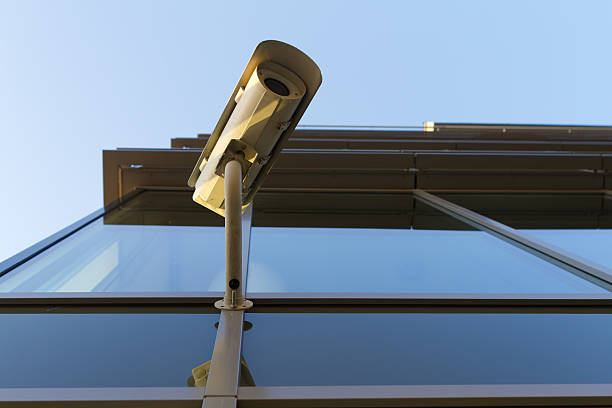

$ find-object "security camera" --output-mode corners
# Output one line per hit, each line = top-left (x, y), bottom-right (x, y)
(188, 40), (322, 217)
(187, 40), (321, 310)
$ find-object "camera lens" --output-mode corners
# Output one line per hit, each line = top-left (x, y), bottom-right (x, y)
(264, 78), (290, 96)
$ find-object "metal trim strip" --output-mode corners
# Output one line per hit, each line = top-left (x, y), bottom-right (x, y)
(1, 292), (612, 309)
(0, 387), (204, 408)
(237, 384), (612, 407)
(3, 383), (612, 407)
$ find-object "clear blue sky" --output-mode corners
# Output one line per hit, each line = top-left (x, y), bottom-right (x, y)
(0, 0), (611, 262)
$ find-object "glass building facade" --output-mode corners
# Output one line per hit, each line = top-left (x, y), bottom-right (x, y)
(1, 123), (612, 407)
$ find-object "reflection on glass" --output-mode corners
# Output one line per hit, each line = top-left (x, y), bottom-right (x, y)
(436, 193), (610, 229)
(248, 207), (606, 293)
(522, 229), (612, 271)
(243, 313), (612, 386)
(0, 313), (218, 387)
(0, 220), (226, 292)
(436, 193), (612, 273)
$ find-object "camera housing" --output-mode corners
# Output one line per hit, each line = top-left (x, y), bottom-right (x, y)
(188, 40), (322, 216)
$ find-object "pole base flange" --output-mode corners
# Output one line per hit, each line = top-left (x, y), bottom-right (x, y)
(214, 299), (253, 311)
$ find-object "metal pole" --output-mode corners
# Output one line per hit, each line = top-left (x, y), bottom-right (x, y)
(215, 159), (252, 310)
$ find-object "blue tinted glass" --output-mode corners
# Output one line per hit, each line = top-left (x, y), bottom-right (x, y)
(0, 313), (218, 387)
(247, 225), (606, 293)
(435, 193), (612, 274)
(242, 313), (612, 386)
(522, 229), (612, 270)
(0, 219), (226, 292)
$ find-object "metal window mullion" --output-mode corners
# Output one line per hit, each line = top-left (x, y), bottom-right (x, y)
(0, 387), (203, 407)
(204, 310), (244, 405)
(237, 384), (612, 407)
(414, 189), (612, 290)
(242, 205), (253, 296)
(3, 383), (612, 407)
(4, 292), (612, 308)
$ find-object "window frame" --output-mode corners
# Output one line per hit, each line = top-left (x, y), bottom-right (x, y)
(2, 188), (612, 407)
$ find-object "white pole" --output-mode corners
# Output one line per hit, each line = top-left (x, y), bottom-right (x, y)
(217, 159), (252, 310)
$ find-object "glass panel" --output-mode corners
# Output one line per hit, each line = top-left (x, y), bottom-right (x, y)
(0, 191), (227, 292)
(0, 313), (218, 387)
(247, 198), (606, 293)
(242, 313), (612, 386)
(438, 193), (612, 270)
